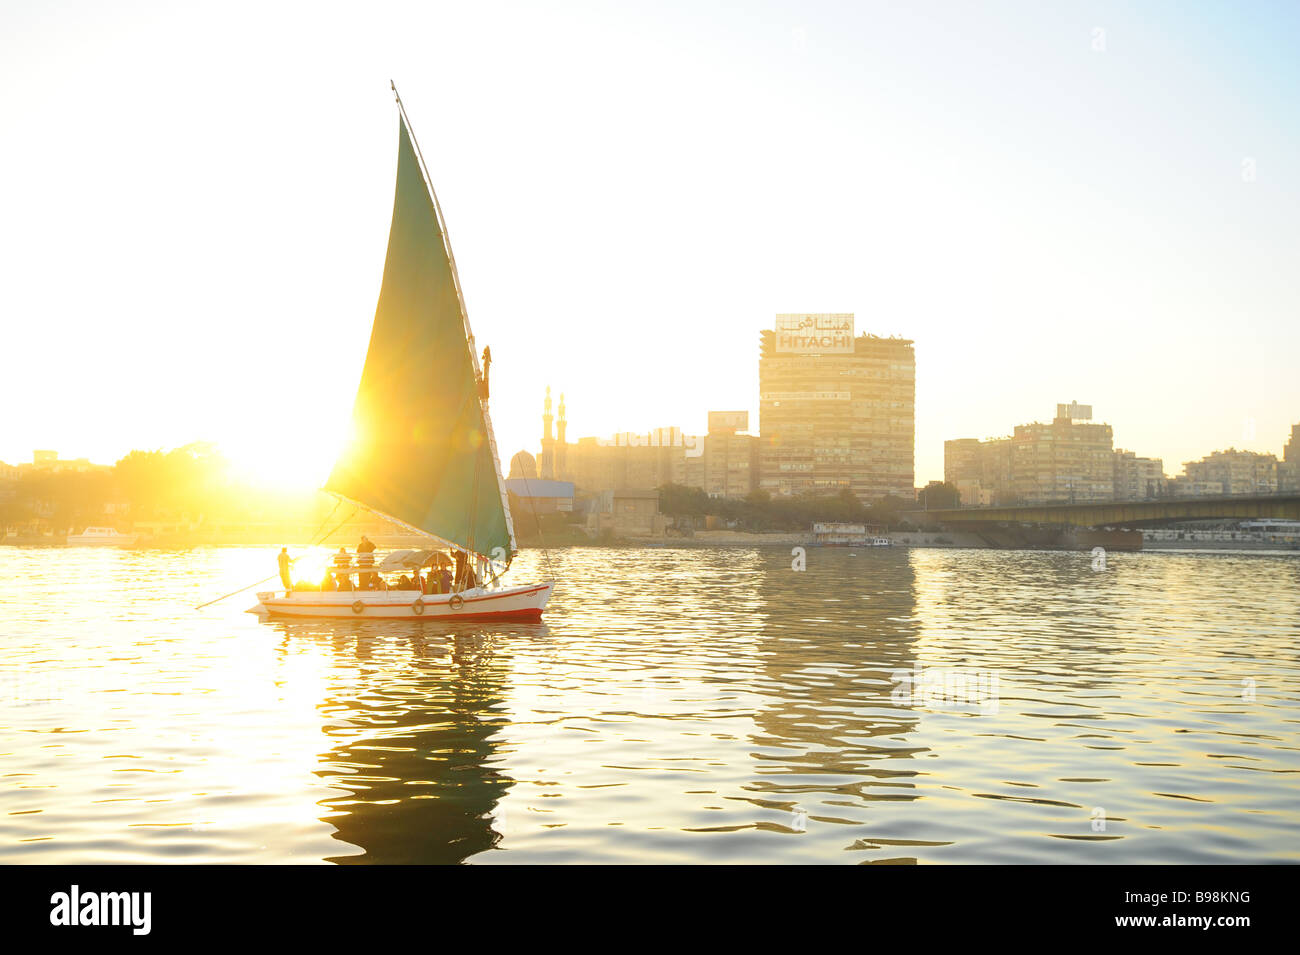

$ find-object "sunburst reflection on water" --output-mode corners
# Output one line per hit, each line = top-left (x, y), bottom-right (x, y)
(1, 545), (1297, 863)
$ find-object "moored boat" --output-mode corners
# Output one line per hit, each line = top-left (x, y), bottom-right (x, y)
(66, 526), (138, 546)
(808, 522), (892, 547)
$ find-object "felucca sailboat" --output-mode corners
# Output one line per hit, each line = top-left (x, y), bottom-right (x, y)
(249, 86), (552, 620)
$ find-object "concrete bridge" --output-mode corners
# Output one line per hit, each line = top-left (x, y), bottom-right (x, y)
(906, 493), (1300, 529)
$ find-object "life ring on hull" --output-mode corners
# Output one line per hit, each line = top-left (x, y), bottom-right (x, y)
(412, 598), (426, 616)
(448, 594), (465, 611)
(351, 600), (365, 614)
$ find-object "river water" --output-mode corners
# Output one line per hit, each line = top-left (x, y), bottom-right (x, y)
(1, 545), (1297, 864)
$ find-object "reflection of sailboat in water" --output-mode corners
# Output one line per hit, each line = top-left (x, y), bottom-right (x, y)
(270, 619), (542, 863)
(250, 84), (551, 620)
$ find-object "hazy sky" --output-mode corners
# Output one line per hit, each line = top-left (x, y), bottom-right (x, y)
(2, 0), (1297, 487)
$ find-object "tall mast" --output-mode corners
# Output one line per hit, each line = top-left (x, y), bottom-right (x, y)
(389, 81), (516, 560)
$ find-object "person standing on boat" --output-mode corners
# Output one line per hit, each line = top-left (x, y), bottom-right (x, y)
(277, 547), (292, 595)
(453, 551), (478, 591)
(333, 546), (353, 590)
(357, 535), (377, 589)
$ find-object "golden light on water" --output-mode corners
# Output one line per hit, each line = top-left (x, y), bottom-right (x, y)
(7, 545), (1297, 864)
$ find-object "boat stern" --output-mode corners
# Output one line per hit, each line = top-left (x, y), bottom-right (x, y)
(246, 590), (276, 614)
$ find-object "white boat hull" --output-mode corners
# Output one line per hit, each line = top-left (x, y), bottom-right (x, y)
(66, 533), (138, 546)
(248, 582), (553, 620)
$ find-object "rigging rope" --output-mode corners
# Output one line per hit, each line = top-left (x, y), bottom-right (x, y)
(306, 497), (343, 546)
(193, 502), (358, 611)
(519, 473), (556, 581)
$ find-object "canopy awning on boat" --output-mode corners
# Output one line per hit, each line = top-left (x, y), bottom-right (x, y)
(325, 549), (460, 575)
(374, 549), (435, 573)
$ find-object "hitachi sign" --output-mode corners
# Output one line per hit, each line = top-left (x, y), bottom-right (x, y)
(775, 313), (854, 353)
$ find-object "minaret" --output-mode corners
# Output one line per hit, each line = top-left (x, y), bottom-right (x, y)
(540, 386), (555, 479)
(556, 392), (568, 480)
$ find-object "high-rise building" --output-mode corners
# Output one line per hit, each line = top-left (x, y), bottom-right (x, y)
(1010, 409), (1114, 503)
(758, 315), (915, 502)
(943, 436), (1013, 504)
(944, 438), (981, 486)
(979, 437), (1014, 498)
(1279, 424), (1300, 492)
(1178, 449), (1278, 496)
(946, 404), (1121, 504)
(1112, 449), (1166, 500)
(701, 411), (758, 499)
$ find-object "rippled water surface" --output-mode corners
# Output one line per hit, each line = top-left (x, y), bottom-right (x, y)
(2, 545), (1297, 864)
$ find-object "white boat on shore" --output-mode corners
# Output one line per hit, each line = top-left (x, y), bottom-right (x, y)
(809, 523), (893, 547)
(66, 527), (137, 546)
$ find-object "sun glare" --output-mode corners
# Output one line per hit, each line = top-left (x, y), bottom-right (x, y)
(224, 425), (346, 492)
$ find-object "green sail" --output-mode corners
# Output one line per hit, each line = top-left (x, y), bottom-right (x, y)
(326, 115), (514, 562)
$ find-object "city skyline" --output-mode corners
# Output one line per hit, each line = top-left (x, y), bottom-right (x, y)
(3, 2), (1298, 487)
(5, 383), (1300, 495)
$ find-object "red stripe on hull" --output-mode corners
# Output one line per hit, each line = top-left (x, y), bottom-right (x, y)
(263, 607), (544, 621)
(268, 585), (550, 610)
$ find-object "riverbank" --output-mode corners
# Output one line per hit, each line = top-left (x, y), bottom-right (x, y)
(596, 528), (1139, 550)
(9, 528), (1297, 554)
(1143, 539), (1300, 552)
